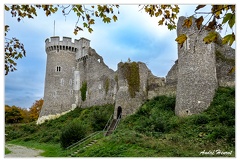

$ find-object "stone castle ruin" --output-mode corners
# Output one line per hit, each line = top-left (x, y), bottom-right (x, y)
(37, 16), (235, 124)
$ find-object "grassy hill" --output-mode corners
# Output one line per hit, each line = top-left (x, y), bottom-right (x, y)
(5, 87), (235, 157)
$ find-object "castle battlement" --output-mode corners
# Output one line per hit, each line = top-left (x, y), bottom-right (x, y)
(45, 36), (90, 54)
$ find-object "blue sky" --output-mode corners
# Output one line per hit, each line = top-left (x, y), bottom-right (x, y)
(3, 3), (236, 109)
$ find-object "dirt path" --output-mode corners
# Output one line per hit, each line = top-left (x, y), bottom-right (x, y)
(5, 144), (44, 158)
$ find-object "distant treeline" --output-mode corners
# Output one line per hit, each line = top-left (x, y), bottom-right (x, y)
(5, 99), (43, 124)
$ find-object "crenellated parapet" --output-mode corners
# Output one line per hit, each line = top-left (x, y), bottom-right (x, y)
(45, 36), (90, 58)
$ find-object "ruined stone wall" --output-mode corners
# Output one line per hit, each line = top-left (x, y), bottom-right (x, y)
(175, 16), (218, 116)
(114, 62), (149, 119)
(165, 35), (235, 89)
(39, 27), (235, 124)
(79, 48), (116, 108)
(215, 37), (235, 87)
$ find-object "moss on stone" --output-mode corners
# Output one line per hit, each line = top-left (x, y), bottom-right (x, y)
(121, 62), (140, 98)
(104, 78), (110, 95)
(80, 81), (87, 101)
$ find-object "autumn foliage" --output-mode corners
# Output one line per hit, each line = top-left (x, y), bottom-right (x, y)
(5, 99), (43, 124)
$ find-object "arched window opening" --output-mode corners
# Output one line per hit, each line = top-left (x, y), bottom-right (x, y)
(63, 46), (65, 50)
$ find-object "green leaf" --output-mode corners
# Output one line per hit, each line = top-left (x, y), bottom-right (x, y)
(172, 6), (179, 13)
(83, 22), (88, 28)
(222, 33), (235, 46)
(113, 15), (118, 22)
(9, 47), (13, 53)
(168, 24), (176, 30)
(228, 14), (235, 28)
(5, 5), (10, 11)
(158, 17), (165, 25)
(89, 19), (95, 25)
(175, 34), (187, 48)
(73, 7), (77, 12)
(88, 28), (93, 33)
(203, 31), (218, 44)
(103, 17), (111, 23)
(222, 13), (233, 24)
(5, 25), (9, 32)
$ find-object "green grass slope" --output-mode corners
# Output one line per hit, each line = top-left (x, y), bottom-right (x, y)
(74, 87), (235, 157)
(5, 87), (235, 157)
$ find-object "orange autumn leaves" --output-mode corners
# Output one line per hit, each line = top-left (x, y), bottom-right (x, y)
(5, 99), (43, 124)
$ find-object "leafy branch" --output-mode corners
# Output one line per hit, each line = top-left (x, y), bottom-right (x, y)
(175, 5), (235, 48)
(140, 5), (180, 30)
(60, 5), (120, 34)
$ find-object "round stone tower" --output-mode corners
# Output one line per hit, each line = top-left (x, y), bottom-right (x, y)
(39, 36), (90, 121)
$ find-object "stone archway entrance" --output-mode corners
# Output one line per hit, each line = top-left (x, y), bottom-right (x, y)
(117, 106), (122, 119)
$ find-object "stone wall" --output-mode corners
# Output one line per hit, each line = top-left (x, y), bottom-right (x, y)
(40, 45), (76, 117)
(175, 16), (218, 116)
(114, 62), (149, 119)
(39, 25), (235, 123)
(215, 37), (235, 87)
(165, 36), (235, 90)
(78, 48), (116, 108)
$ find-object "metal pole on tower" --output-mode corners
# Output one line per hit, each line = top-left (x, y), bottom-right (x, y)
(54, 20), (55, 36)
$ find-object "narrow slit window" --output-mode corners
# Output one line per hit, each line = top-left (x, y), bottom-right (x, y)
(56, 66), (61, 72)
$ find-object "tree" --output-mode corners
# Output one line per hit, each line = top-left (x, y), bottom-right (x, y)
(29, 99), (44, 121)
(5, 105), (24, 123)
(4, 4), (235, 75)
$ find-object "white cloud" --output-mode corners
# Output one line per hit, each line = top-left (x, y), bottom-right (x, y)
(4, 4), (207, 108)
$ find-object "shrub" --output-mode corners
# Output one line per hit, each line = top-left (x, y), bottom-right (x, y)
(22, 123), (37, 133)
(191, 114), (210, 125)
(60, 121), (86, 148)
(91, 109), (109, 131)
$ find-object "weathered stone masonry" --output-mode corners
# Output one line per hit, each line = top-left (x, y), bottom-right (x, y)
(174, 16), (235, 116)
(37, 17), (235, 124)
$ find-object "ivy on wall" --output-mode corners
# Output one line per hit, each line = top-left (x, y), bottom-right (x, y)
(121, 62), (140, 98)
(104, 77), (110, 95)
(80, 81), (87, 101)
